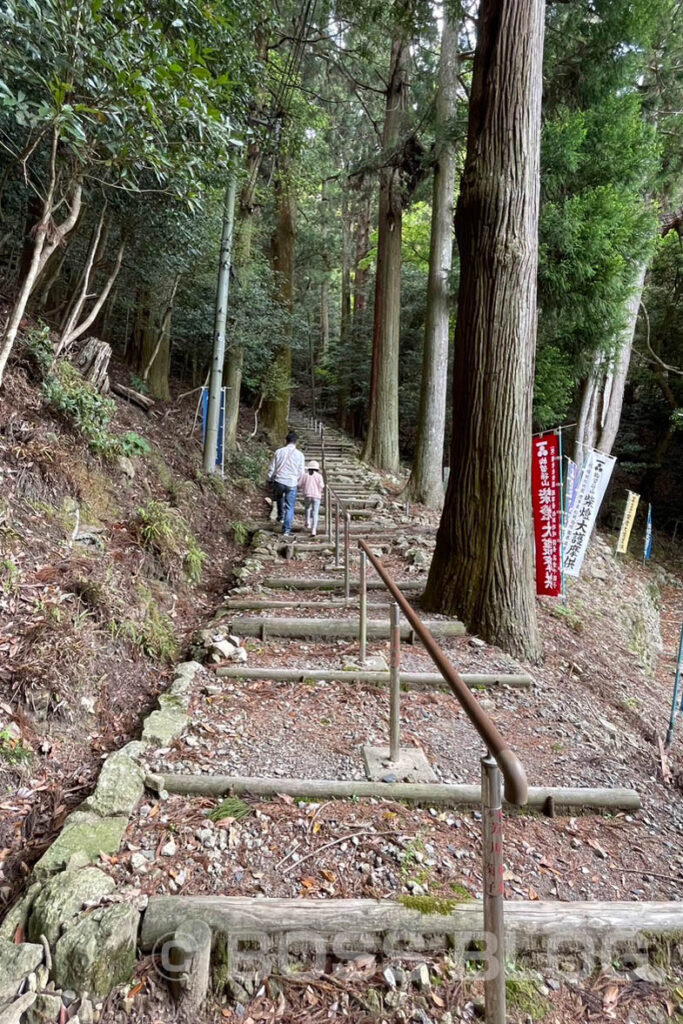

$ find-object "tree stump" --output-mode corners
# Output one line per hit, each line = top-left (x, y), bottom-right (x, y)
(74, 337), (112, 393)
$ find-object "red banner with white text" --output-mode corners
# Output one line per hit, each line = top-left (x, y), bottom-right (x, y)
(532, 432), (562, 597)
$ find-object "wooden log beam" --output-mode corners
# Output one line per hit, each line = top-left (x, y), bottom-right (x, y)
(140, 896), (674, 954)
(222, 600), (392, 611)
(213, 666), (532, 690)
(229, 616), (465, 640)
(111, 381), (155, 411)
(148, 773), (641, 811)
(261, 578), (425, 591)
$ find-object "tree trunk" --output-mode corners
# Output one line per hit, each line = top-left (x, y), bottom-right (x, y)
(261, 154), (296, 443)
(0, 132), (82, 387)
(361, 31), (410, 473)
(423, 0), (545, 664)
(597, 263), (648, 454)
(320, 277), (330, 357)
(407, 11), (458, 508)
(141, 275), (180, 400)
(74, 337), (112, 393)
(225, 142), (261, 452)
(353, 198), (371, 315)
(573, 263), (648, 464)
(128, 290), (152, 374)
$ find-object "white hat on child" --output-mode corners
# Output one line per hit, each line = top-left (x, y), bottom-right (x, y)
(307, 460), (320, 471)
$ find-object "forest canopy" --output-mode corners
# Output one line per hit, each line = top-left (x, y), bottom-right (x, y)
(0, 0), (681, 522)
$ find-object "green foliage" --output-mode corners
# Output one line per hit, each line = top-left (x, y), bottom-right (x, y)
(112, 589), (177, 662)
(0, 727), (32, 767)
(208, 796), (253, 822)
(27, 327), (119, 456)
(232, 521), (249, 545)
(398, 894), (462, 915)
(118, 432), (151, 457)
(0, 0), (254, 198)
(130, 376), (150, 396)
(134, 499), (206, 585)
(506, 976), (550, 1019)
(26, 326), (155, 459)
(229, 445), (268, 485)
(0, 557), (19, 596)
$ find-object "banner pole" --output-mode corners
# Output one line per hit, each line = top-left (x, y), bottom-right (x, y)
(558, 426), (566, 605)
(665, 619), (683, 748)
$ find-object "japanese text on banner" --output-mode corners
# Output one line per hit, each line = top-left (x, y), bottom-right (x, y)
(616, 491), (640, 554)
(562, 449), (616, 578)
(532, 432), (562, 597)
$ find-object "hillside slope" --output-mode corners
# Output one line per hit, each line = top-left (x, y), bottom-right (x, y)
(0, 334), (266, 905)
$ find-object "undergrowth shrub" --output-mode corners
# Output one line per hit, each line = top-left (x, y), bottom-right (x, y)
(26, 326), (151, 460)
(112, 595), (177, 663)
(134, 499), (206, 585)
(230, 444), (268, 489)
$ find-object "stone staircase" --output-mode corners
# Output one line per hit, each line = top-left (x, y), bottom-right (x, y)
(1, 410), (679, 1024)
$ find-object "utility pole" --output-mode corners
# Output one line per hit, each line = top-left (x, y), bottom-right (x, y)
(203, 169), (237, 474)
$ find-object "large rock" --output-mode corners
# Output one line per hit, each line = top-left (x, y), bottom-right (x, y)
(32, 812), (128, 878)
(142, 707), (188, 746)
(81, 747), (145, 818)
(0, 993), (36, 1024)
(28, 868), (115, 945)
(0, 884), (41, 943)
(52, 903), (139, 999)
(0, 940), (43, 1004)
(23, 993), (63, 1024)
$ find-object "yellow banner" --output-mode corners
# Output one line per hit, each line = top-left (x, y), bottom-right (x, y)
(616, 491), (640, 554)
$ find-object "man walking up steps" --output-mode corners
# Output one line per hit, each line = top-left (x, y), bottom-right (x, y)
(267, 431), (305, 538)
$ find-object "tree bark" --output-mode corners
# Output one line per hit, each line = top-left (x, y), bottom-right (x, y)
(0, 131), (82, 387)
(407, 11), (458, 508)
(141, 274), (180, 400)
(224, 142), (261, 451)
(361, 29), (410, 473)
(573, 263), (648, 464)
(423, 0), (545, 663)
(261, 153), (296, 443)
(353, 198), (371, 315)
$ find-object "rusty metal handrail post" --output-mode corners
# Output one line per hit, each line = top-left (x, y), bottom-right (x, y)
(357, 539), (527, 807)
(344, 512), (350, 601)
(482, 752), (505, 1024)
(389, 601), (401, 761)
(326, 486), (332, 543)
(359, 550), (367, 662)
(334, 499), (340, 566)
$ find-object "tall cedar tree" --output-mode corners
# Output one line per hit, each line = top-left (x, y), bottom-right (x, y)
(407, 8), (458, 507)
(423, 0), (544, 662)
(361, 22), (410, 473)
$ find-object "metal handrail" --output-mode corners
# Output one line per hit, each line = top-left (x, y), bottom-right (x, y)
(358, 539), (528, 807)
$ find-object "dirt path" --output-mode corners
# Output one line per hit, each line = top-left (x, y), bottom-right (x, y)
(93, 415), (683, 1023)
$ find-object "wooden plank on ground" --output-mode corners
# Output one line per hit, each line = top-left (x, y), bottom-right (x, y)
(148, 773), (641, 811)
(213, 666), (533, 689)
(231, 616), (465, 639)
(140, 895), (677, 954)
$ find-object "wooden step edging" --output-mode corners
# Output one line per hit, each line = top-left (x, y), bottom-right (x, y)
(139, 895), (678, 959)
(146, 773), (642, 811)
(213, 666), (533, 690)
(261, 577), (424, 591)
(229, 616), (465, 640)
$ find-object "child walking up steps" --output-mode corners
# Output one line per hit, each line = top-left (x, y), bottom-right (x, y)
(298, 460), (325, 537)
